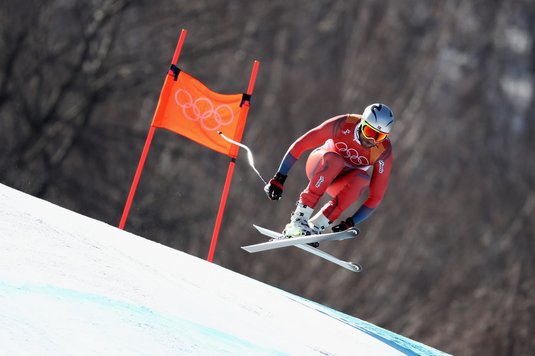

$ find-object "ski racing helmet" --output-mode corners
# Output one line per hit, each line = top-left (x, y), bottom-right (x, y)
(361, 103), (395, 142)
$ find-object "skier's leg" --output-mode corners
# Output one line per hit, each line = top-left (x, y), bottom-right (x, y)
(314, 169), (370, 224)
(300, 149), (347, 209)
(284, 149), (346, 237)
(288, 149), (347, 237)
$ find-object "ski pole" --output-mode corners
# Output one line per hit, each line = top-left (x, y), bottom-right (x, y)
(218, 131), (268, 185)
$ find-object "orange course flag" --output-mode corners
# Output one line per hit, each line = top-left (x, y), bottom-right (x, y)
(151, 68), (248, 157)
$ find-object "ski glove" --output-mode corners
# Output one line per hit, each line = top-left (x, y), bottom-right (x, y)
(332, 217), (354, 232)
(264, 172), (287, 200)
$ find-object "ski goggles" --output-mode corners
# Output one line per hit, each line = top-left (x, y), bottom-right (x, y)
(360, 122), (389, 142)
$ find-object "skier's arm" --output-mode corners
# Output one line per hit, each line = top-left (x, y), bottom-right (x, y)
(277, 115), (345, 175)
(351, 205), (375, 224)
(352, 144), (393, 223)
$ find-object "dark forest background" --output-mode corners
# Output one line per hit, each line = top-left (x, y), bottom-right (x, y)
(1, 1), (534, 355)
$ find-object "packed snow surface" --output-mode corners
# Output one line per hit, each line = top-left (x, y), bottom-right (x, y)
(0, 184), (448, 355)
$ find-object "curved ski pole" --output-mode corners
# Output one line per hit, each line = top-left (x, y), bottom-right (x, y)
(218, 131), (267, 185)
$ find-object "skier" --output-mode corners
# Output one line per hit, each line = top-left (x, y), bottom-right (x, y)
(264, 103), (394, 238)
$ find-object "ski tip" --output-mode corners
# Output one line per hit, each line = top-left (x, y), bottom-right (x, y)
(349, 227), (360, 236)
(348, 262), (363, 272)
(252, 224), (265, 231)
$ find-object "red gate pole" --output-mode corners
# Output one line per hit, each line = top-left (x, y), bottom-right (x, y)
(119, 126), (156, 229)
(119, 29), (188, 230)
(207, 60), (260, 262)
(206, 158), (237, 261)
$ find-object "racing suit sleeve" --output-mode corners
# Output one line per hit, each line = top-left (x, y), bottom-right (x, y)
(351, 143), (393, 224)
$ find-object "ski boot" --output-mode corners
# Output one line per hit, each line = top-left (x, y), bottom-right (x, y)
(282, 201), (314, 238)
(307, 212), (332, 248)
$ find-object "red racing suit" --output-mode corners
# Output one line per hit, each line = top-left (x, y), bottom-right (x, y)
(277, 114), (393, 223)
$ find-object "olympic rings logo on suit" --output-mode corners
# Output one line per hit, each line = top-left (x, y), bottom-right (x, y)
(174, 89), (235, 131)
(334, 141), (370, 166)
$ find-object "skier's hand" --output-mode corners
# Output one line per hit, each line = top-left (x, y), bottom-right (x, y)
(264, 172), (287, 200)
(332, 217), (354, 232)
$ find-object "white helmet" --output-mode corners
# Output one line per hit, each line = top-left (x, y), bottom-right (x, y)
(362, 103), (395, 134)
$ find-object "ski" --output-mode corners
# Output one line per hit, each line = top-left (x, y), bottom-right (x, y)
(242, 225), (359, 253)
(242, 225), (362, 272)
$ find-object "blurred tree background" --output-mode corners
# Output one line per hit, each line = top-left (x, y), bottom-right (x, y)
(1, 0), (534, 354)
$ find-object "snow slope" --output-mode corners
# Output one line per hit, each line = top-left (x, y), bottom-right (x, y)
(0, 184), (448, 355)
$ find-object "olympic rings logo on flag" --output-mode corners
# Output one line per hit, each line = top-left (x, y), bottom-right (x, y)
(174, 89), (235, 131)
(334, 141), (370, 166)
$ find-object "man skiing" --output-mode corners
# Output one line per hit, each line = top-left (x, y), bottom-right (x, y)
(264, 103), (394, 238)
